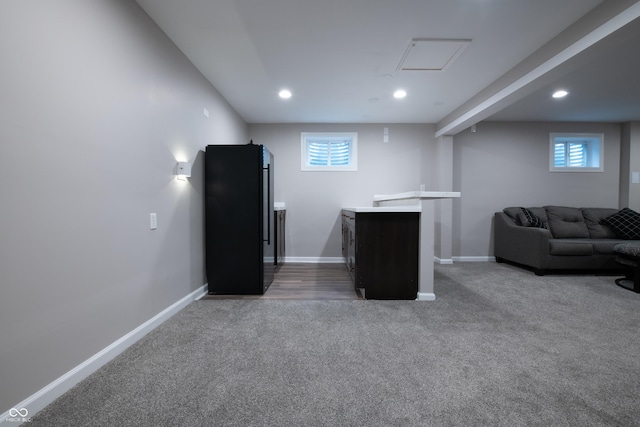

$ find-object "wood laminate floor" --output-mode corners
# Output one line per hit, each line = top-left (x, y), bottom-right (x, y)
(202, 263), (361, 300)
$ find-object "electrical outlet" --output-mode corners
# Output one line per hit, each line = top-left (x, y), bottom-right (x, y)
(150, 213), (157, 230)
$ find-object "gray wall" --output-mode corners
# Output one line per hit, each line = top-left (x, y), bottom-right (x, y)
(621, 122), (640, 211)
(0, 0), (247, 412)
(249, 123), (436, 259)
(452, 121), (621, 258)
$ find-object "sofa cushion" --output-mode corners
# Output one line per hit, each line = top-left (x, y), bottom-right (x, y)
(581, 208), (619, 239)
(548, 239), (593, 256)
(517, 208), (546, 228)
(503, 207), (548, 227)
(592, 240), (629, 255)
(503, 207), (520, 222)
(545, 206), (590, 239)
(602, 208), (640, 239)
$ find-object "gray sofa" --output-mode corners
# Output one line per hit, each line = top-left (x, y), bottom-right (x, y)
(494, 206), (640, 275)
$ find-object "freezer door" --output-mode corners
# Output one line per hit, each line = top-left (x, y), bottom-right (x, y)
(205, 144), (262, 294)
(262, 146), (275, 291)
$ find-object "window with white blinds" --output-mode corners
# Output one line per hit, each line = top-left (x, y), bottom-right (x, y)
(554, 142), (587, 168)
(549, 133), (603, 172)
(301, 132), (358, 171)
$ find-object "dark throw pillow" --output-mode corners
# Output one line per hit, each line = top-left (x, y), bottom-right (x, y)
(518, 207), (545, 228)
(601, 208), (640, 239)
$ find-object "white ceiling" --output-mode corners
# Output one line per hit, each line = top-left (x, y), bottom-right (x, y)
(134, 0), (640, 134)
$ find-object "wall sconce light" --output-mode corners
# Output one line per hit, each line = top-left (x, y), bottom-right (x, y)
(176, 162), (192, 180)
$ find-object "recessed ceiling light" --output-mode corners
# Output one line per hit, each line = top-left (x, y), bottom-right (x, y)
(279, 89), (292, 99)
(552, 90), (569, 98)
(393, 89), (407, 99)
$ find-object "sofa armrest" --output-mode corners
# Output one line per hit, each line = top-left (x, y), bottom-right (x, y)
(494, 212), (551, 271)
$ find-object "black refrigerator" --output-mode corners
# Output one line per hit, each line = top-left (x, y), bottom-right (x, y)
(205, 143), (274, 294)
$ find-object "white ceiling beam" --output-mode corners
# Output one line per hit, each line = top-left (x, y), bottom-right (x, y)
(435, 0), (640, 137)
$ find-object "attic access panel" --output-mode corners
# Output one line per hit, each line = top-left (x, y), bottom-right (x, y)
(397, 38), (471, 71)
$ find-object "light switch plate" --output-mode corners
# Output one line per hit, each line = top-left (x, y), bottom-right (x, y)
(150, 213), (157, 230)
(632, 172), (640, 184)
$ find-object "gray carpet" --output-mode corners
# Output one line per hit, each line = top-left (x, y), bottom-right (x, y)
(30, 263), (640, 426)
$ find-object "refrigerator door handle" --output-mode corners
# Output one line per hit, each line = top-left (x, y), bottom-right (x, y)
(263, 163), (271, 245)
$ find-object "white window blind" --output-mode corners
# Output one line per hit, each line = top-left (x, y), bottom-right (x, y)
(553, 142), (587, 168)
(301, 132), (358, 171)
(307, 140), (351, 166)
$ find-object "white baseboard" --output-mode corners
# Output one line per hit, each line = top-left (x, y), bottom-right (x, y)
(417, 292), (436, 301)
(285, 256), (494, 264)
(287, 257), (465, 265)
(284, 257), (344, 263)
(452, 256), (494, 262)
(1, 284), (207, 424)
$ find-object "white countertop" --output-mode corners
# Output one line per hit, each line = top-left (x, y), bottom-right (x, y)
(373, 191), (461, 203)
(342, 206), (421, 213)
